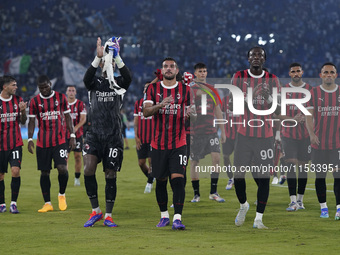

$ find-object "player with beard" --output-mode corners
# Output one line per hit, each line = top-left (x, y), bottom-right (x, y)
(306, 62), (340, 219)
(0, 76), (27, 213)
(231, 47), (280, 229)
(144, 57), (196, 230)
(82, 37), (132, 227)
(276, 63), (312, 211)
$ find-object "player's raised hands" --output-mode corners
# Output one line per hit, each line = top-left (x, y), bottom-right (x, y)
(96, 37), (104, 58)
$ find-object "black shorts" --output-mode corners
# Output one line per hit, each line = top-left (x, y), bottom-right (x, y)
(222, 137), (236, 156)
(281, 137), (311, 162)
(0, 147), (23, 173)
(36, 144), (68, 171)
(66, 136), (83, 153)
(311, 148), (340, 166)
(136, 143), (151, 159)
(83, 132), (123, 172)
(151, 146), (187, 179)
(190, 133), (220, 161)
(234, 133), (274, 167)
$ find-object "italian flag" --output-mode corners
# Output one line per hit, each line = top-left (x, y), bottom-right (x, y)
(4, 55), (31, 74)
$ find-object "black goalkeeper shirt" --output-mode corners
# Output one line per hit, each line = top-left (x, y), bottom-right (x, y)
(83, 65), (132, 136)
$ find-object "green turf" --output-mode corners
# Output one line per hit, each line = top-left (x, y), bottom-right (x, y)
(1, 139), (339, 254)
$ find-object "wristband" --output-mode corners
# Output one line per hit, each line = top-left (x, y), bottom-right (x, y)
(70, 133), (76, 138)
(28, 138), (33, 142)
(114, 55), (125, 69)
(91, 56), (102, 68)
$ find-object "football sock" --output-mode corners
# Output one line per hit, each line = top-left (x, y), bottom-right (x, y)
(210, 172), (219, 194)
(234, 178), (247, 204)
(297, 194), (304, 202)
(92, 207), (101, 214)
(255, 212), (263, 221)
(156, 179), (168, 212)
(315, 178), (327, 203)
(251, 171), (260, 187)
(334, 178), (340, 205)
(297, 177), (307, 195)
(320, 202), (327, 209)
(290, 195), (297, 203)
(84, 175), (99, 209)
(173, 214), (181, 221)
(105, 213), (112, 219)
(75, 172), (81, 179)
(40, 175), (51, 203)
(297, 164), (308, 196)
(191, 180), (200, 196)
(58, 171), (69, 194)
(171, 177), (185, 215)
(257, 178), (269, 214)
(11, 177), (20, 202)
(0, 180), (4, 204)
(105, 178), (116, 214)
(286, 163), (296, 196)
(161, 210), (169, 218)
(147, 174), (153, 184)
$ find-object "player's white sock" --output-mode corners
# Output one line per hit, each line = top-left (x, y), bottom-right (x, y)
(297, 194), (304, 202)
(336, 205), (340, 210)
(10, 201), (17, 206)
(161, 210), (169, 218)
(105, 213), (112, 219)
(92, 207), (101, 214)
(255, 212), (263, 221)
(173, 214), (181, 221)
(290, 195), (297, 203)
(240, 201), (248, 209)
(58, 193), (65, 196)
(320, 202), (327, 209)
(45, 202), (52, 205)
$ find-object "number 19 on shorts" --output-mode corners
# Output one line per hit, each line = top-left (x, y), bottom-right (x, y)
(179, 154), (187, 166)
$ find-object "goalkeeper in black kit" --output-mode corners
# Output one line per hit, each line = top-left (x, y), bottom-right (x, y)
(82, 37), (132, 227)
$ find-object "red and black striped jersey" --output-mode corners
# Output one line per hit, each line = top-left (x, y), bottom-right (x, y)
(0, 95), (24, 151)
(232, 69), (280, 138)
(306, 85), (340, 150)
(221, 95), (237, 140)
(134, 98), (152, 144)
(281, 82), (313, 140)
(28, 91), (70, 148)
(191, 84), (217, 135)
(144, 81), (193, 150)
(66, 99), (87, 139)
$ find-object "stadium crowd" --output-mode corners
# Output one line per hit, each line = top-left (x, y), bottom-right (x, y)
(1, 0), (340, 120)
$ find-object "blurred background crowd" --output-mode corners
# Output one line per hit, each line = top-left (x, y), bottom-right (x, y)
(1, 0), (340, 121)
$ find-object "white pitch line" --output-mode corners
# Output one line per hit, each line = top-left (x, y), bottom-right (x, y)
(272, 184), (334, 193)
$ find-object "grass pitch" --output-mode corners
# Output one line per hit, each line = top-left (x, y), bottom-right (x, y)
(0, 139), (339, 254)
